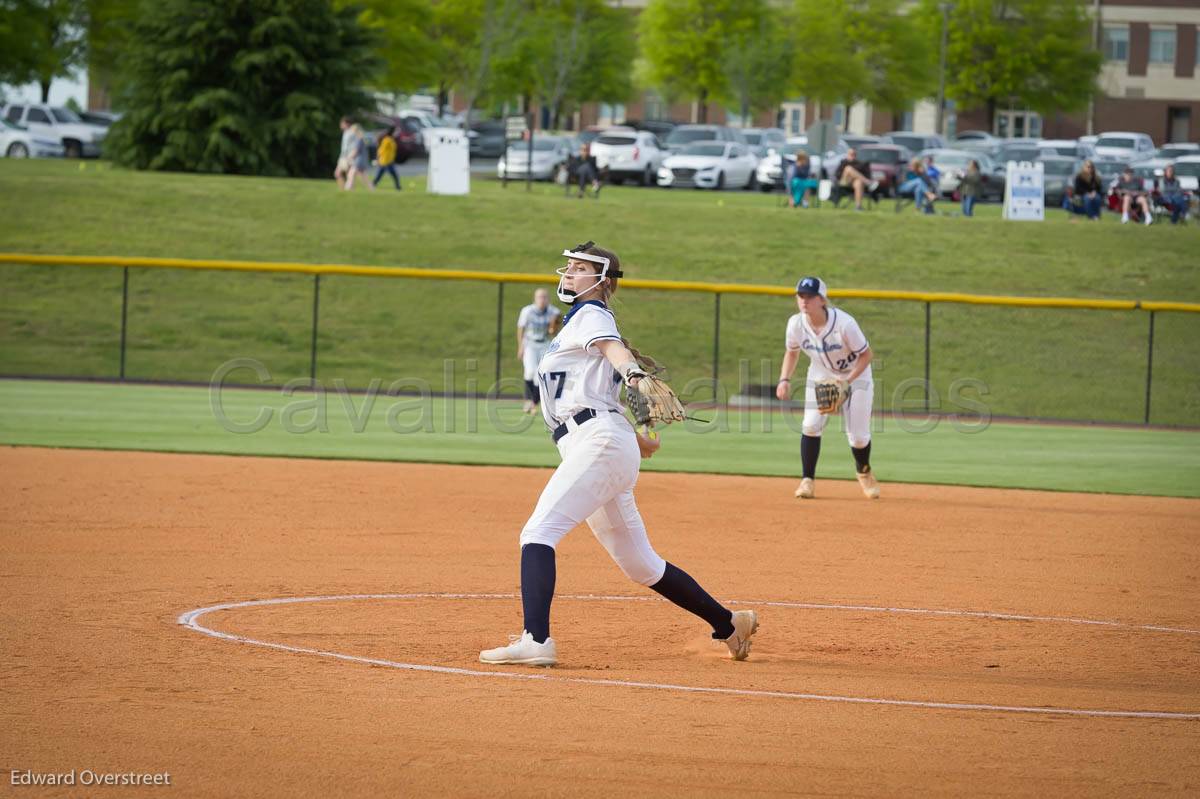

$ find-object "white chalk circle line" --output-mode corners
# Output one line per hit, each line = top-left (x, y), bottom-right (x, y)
(177, 593), (1200, 721)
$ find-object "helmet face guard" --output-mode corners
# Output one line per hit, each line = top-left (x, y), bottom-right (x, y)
(556, 242), (622, 303)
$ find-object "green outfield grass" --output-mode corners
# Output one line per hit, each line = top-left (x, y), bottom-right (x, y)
(0, 160), (1197, 425)
(2, 379), (1197, 497)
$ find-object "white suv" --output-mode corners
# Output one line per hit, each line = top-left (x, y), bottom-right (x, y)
(1, 103), (107, 158)
(588, 129), (666, 186)
(1094, 131), (1156, 165)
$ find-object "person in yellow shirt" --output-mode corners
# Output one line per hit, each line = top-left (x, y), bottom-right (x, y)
(373, 128), (401, 190)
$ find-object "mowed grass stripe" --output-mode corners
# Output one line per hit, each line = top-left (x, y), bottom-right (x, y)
(2, 379), (1196, 497)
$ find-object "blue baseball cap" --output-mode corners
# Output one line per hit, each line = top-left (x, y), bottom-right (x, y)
(795, 276), (828, 298)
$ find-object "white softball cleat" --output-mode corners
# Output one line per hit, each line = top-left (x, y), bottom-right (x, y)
(479, 631), (557, 667)
(856, 468), (881, 499)
(794, 477), (815, 499)
(722, 610), (759, 661)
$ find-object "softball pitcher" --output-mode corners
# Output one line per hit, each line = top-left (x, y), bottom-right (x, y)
(516, 289), (561, 414)
(480, 242), (759, 667)
(775, 276), (880, 500)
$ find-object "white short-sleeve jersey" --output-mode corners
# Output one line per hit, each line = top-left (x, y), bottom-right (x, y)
(785, 307), (873, 382)
(537, 301), (624, 426)
(517, 303), (561, 343)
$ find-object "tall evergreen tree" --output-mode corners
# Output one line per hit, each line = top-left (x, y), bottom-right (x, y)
(105, 0), (379, 177)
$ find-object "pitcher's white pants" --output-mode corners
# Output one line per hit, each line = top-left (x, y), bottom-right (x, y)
(801, 376), (874, 449)
(519, 413), (667, 586)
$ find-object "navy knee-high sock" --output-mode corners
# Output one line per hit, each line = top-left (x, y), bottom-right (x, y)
(851, 441), (872, 473)
(523, 379), (537, 401)
(530, 382), (541, 405)
(650, 562), (735, 639)
(520, 544), (556, 643)
(801, 434), (822, 478)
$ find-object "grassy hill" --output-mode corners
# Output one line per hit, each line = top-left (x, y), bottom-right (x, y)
(1, 160), (1197, 424)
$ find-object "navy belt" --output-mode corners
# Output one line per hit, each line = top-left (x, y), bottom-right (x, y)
(551, 408), (619, 443)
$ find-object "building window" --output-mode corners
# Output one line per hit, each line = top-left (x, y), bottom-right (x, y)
(900, 110), (914, 130)
(1149, 29), (1175, 64)
(832, 104), (846, 129)
(1102, 26), (1128, 61)
(598, 103), (625, 126)
(1196, 29), (1199, 65)
(643, 92), (666, 121)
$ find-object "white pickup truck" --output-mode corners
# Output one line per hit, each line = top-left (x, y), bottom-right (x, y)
(1, 103), (107, 158)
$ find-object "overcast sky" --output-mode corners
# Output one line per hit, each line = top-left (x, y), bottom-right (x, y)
(1, 71), (89, 108)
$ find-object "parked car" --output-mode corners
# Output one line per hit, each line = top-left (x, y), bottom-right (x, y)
(77, 110), (119, 127)
(754, 140), (826, 191)
(657, 141), (759, 189)
(953, 130), (1000, 145)
(1094, 131), (1156, 165)
(741, 127), (787, 158)
(920, 148), (1005, 199)
(1036, 139), (1097, 161)
(1170, 155), (1200, 190)
(0, 118), (64, 158)
(468, 120), (507, 158)
(663, 124), (745, 154)
(1154, 142), (1200, 160)
(588, 129), (666, 186)
(1096, 160), (1129, 187)
(1, 102), (106, 158)
(854, 144), (912, 196)
(882, 131), (946, 153)
(994, 138), (1043, 165)
(1036, 155), (1079, 208)
(576, 125), (620, 148)
(841, 133), (882, 149)
(497, 135), (572, 181)
(619, 119), (677, 139)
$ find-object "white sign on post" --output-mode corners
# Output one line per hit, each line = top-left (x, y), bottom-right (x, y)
(1003, 161), (1045, 221)
(427, 128), (470, 195)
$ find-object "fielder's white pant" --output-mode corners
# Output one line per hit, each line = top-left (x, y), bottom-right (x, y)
(519, 412), (667, 586)
(802, 375), (874, 449)
(522, 340), (550, 381)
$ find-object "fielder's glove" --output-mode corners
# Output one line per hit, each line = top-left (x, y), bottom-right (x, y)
(624, 372), (686, 427)
(814, 379), (850, 415)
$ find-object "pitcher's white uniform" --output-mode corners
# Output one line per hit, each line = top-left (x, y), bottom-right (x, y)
(519, 300), (666, 586)
(785, 307), (874, 448)
(518, 303), (561, 380)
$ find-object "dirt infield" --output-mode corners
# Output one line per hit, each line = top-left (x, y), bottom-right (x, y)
(3, 446), (1198, 797)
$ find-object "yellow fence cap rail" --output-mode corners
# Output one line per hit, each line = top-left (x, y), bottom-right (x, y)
(1, 253), (1196, 313)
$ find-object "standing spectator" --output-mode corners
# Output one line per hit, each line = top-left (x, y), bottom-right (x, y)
(1069, 160), (1103, 220)
(789, 152), (819, 208)
(959, 159), (982, 217)
(345, 124), (374, 192)
(372, 127), (401, 190)
(834, 147), (879, 211)
(1116, 167), (1151, 225)
(334, 117), (354, 189)
(1160, 164), (1188, 224)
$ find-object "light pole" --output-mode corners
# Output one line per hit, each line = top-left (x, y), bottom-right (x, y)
(935, 2), (954, 138)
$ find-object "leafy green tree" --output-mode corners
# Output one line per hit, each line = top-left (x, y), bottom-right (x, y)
(638, 0), (746, 123)
(721, 3), (794, 123)
(338, 0), (436, 95)
(0, 0), (87, 102)
(428, 0), (524, 126)
(494, 0), (635, 129)
(105, 0), (380, 177)
(920, 0), (1101, 128)
(792, 0), (934, 116)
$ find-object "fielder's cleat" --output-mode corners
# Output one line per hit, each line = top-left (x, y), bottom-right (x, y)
(722, 610), (759, 661)
(794, 477), (815, 499)
(856, 468), (881, 499)
(479, 631), (557, 667)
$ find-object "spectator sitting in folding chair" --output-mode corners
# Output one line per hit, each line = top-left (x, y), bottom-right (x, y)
(833, 148), (880, 211)
(1159, 164), (1189, 225)
(1115, 167), (1152, 225)
(789, 152), (820, 208)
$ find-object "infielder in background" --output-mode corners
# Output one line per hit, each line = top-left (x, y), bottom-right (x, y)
(480, 242), (759, 667)
(776, 276), (880, 500)
(516, 289), (561, 414)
